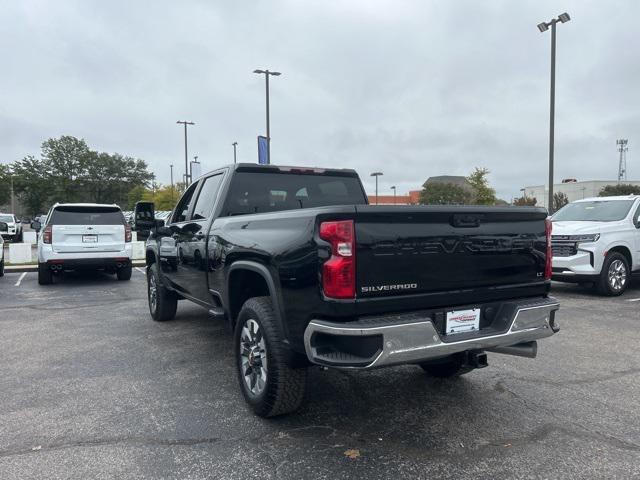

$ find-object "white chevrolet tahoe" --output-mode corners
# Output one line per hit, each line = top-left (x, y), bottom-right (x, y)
(0, 213), (23, 242)
(551, 195), (640, 295)
(36, 203), (133, 285)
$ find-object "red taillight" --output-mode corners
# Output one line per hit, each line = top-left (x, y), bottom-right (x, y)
(545, 218), (553, 280)
(125, 224), (132, 242)
(43, 225), (52, 244)
(319, 220), (355, 299)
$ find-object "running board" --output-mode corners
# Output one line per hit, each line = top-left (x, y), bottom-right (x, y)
(208, 307), (225, 320)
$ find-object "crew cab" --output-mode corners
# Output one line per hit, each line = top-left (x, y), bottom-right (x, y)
(551, 195), (640, 295)
(35, 203), (133, 285)
(135, 164), (559, 417)
(0, 213), (23, 242)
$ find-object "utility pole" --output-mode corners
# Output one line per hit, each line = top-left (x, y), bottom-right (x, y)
(538, 12), (570, 213)
(391, 185), (396, 204)
(232, 142), (238, 164)
(253, 69), (281, 164)
(617, 139), (628, 182)
(170, 164), (174, 202)
(10, 175), (15, 215)
(176, 120), (195, 184)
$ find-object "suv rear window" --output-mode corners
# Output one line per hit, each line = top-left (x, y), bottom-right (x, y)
(49, 206), (125, 225)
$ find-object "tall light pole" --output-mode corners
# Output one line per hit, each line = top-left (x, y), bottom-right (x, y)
(176, 120), (195, 184)
(170, 164), (174, 202)
(538, 12), (570, 213)
(391, 185), (396, 204)
(253, 69), (281, 164)
(370, 172), (383, 205)
(232, 142), (238, 164)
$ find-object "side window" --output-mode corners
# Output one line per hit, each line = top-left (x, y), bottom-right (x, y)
(172, 182), (199, 223)
(191, 174), (224, 220)
(634, 203), (640, 227)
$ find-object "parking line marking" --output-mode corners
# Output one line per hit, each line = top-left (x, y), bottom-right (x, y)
(14, 272), (27, 287)
(626, 298), (640, 302)
(135, 267), (146, 275)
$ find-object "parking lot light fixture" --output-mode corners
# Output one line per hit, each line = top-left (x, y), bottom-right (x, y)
(538, 12), (570, 213)
(391, 185), (396, 204)
(370, 172), (383, 205)
(253, 69), (282, 164)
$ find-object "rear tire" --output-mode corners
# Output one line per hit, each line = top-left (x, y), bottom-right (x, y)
(117, 265), (132, 281)
(419, 356), (471, 378)
(38, 262), (52, 285)
(597, 252), (629, 296)
(147, 262), (177, 321)
(234, 297), (307, 417)
(0, 258), (4, 277)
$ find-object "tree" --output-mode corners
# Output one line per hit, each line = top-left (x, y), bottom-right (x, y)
(467, 167), (497, 205)
(12, 156), (54, 215)
(513, 196), (537, 206)
(0, 164), (11, 206)
(599, 184), (640, 197)
(552, 192), (569, 212)
(419, 182), (474, 205)
(41, 135), (92, 203)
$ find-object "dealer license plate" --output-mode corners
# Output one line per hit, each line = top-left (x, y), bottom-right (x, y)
(445, 308), (480, 335)
(82, 235), (98, 243)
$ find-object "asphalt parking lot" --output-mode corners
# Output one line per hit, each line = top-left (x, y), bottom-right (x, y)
(0, 271), (639, 479)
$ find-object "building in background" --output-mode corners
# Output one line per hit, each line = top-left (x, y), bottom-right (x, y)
(367, 191), (421, 205)
(522, 180), (640, 208)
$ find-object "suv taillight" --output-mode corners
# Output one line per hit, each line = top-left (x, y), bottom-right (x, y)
(545, 218), (552, 280)
(319, 220), (355, 299)
(43, 225), (52, 244)
(125, 224), (132, 242)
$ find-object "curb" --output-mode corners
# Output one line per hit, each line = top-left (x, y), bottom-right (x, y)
(5, 261), (147, 273)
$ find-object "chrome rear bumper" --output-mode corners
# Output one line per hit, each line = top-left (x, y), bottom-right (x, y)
(303, 297), (559, 369)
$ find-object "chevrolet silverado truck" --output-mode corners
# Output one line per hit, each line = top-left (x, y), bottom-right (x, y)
(134, 163), (559, 417)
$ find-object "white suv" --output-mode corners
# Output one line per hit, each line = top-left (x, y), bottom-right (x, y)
(551, 195), (640, 295)
(37, 203), (133, 285)
(0, 213), (23, 242)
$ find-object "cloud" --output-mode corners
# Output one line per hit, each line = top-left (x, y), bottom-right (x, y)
(1, 0), (639, 202)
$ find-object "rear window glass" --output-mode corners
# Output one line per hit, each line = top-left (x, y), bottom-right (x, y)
(222, 172), (366, 216)
(49, 206), (125, 225)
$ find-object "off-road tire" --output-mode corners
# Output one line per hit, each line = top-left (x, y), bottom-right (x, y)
(38, 262), (52, 285)
(147, 262), (177, 321)
(234, 296), (307, 417)
(117, 265), (132, 281)
(597, 252), (629, 296)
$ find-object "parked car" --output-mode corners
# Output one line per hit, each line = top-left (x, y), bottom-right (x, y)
(0, 213), (23, 242)
(551, 195), (640, 295)
(0, 222), (5, 276)
(134, 163), (559, 417)
(35, 203), (133, 285)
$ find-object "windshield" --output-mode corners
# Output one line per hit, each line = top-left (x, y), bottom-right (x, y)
(0, 215), (14, 222)
(552, 200), (635, 222)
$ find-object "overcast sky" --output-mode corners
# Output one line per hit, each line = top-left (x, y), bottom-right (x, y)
(1, 0), (639, 201)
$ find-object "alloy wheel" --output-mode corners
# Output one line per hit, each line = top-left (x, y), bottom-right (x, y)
(148, 272), (158, 313)
(239, 318), (268, 396)
(608, 259), (627, 291)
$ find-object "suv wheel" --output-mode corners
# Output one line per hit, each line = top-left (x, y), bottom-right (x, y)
(38, 262), (52, 285)
(234, 297), (307, 417)
(597, 252), (629, 296)
(0, 258), (4, 277)
(147, 262), (177, 321)
(117, 265), (132, 281)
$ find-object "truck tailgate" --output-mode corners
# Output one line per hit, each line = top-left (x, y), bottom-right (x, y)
(354, 206), (548, 298)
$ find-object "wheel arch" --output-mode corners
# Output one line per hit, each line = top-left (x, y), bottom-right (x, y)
(606, 244), (632, 268)
(227, 261), (288, 342)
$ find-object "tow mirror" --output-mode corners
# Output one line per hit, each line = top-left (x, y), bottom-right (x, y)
(134, 201), (156, 231)
(31, 220), (42, 232)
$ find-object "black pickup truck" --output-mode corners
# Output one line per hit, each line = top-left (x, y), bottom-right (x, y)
(134, 163), (559, 417)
